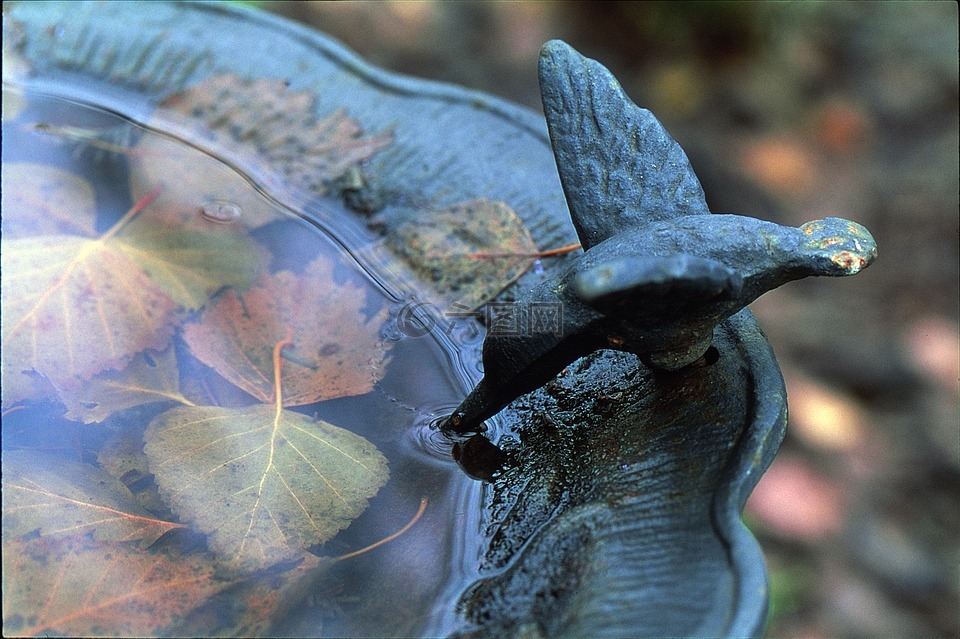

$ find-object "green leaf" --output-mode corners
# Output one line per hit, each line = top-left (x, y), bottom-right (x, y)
(62, 347), (192, 423)
(1, 450), (183, 545)
(178, 553), (331, 637)
(113, 212), (267, 310)
(144, 404), (388, 572)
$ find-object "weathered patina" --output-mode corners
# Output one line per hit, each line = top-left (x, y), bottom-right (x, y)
(444, 41), (876, 435)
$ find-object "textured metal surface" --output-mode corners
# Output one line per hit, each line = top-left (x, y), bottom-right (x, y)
(454, 311), (786, 638)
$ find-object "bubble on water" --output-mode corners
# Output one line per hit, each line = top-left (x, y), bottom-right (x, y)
(200, 199), (241, 224)
(533, 259), (545, 276)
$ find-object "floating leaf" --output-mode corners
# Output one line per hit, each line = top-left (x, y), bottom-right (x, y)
(377, 198), (543, 311)
(1, 233), (176, 406)
(1, 450), (183, 545)
(178, 349), (265, 410)
(1, 536), (227, 637)
(99, 426), (152, 483)
(130, 74), (392, 228)
(62, 347), (192, 423)
(0, 163), (97, 238)
(5, 137), (267, 311)
(183, 254), (391, 406)
(145, 404), (389, 572)
(162, 75), (392, 196)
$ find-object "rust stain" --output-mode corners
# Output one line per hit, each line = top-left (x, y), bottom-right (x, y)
(818, 236), (844, 248)
(831, 251), (867, 272)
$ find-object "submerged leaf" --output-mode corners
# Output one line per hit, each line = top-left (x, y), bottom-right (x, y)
(379, 198), (540, 311)
(182, 553), (330, 637)
(0, 163), (97, 238)
(98, 424), (173, 518)
(1, 536), (227, 637)
(130, 74), (392, 228)
(129, 133), (288, 230)
(145, 404), (388, 572)
(62, 347), (191, 423)
(1, 167), (265, 407)
(183, 254), (391, 406)
(112, 211), (267, 310)
(1, 234), (176, 406)
(1, 450), (183, 545)
(162, 75), (392, 196)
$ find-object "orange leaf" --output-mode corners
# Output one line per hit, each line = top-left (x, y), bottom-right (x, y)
(2, 450), (182, 545)
(200, 553), (330, 637)
(1, 536), (227, 637)
(183, 254), (391, 406)
(130, 74), (392, 229)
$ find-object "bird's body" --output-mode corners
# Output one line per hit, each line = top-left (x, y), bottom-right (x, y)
(442, 41), (876, 435)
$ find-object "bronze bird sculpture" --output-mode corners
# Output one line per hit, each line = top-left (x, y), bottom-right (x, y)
(443, 40), (876, 435)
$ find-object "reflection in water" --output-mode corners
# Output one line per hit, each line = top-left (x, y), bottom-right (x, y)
(452, 434), (508, 482)
(1, 84), (484, 637)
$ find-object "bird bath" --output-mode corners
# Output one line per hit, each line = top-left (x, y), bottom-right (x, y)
(1, 3), (875, 638)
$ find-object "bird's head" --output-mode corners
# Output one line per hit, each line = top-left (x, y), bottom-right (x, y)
(798, 217), (877, 276)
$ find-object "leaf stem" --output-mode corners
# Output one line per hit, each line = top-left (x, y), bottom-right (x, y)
(534, 242), (583, 258)
(333, 497), (428, 563)
(101, 186), (163, 241)
(462, 242), (582, 260)
(272, 326), (296, 410)
(29, 123), (137, 155)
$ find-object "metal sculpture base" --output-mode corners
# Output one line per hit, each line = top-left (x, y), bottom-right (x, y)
(452, 311), (784, 638)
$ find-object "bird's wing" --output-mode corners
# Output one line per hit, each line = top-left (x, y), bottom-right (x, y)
(573, 254), (742, 318)
(539, 40), (710, 250)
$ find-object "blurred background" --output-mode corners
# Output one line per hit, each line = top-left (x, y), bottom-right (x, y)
(251, 3), (958, 637)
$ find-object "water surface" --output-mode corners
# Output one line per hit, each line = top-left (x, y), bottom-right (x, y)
(1, 83), (487, 637)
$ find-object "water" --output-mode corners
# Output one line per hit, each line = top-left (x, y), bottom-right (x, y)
(1, 84), (487, 637)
